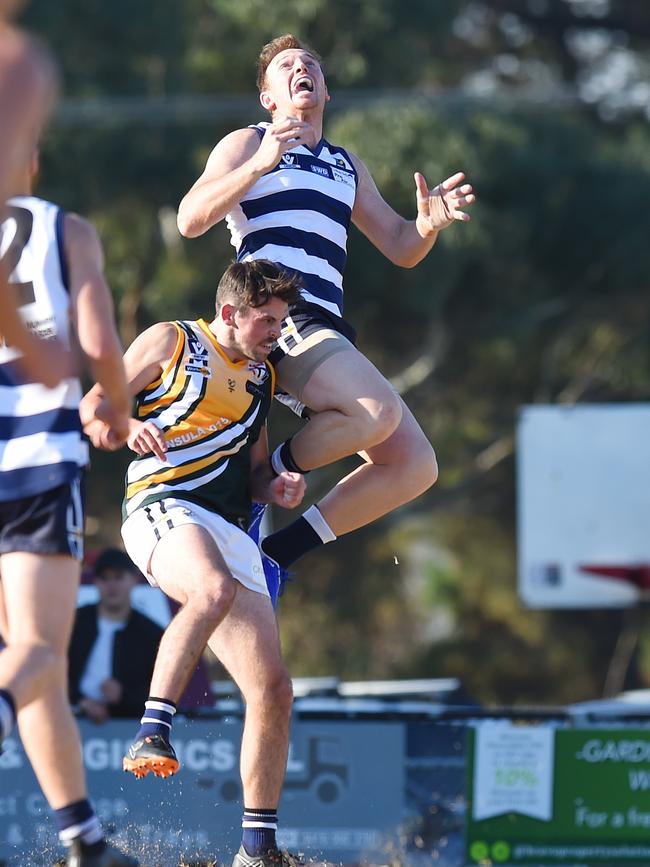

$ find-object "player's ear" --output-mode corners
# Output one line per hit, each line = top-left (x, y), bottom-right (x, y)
(260, 90), (276, 113)
(221, 303), (237, 327)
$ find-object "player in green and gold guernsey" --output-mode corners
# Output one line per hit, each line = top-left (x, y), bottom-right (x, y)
(80, 260), (311, 867)
(123, 305), (277, 527)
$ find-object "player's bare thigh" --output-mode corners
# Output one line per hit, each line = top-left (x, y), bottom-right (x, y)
(0, 552), (80, 655)
(277, 335), (400, 417)
(149, 523), (236, 606)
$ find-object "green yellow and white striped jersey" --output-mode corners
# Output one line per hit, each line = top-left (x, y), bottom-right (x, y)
(122, 318), (274, 527)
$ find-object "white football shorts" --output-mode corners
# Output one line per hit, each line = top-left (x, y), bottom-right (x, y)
(121, 497), (268, 597)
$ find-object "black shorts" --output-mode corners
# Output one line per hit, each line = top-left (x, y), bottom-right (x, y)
(270, 302), (358, 418)
(0, 475), (85, 560)
(269, 301), (357, 366)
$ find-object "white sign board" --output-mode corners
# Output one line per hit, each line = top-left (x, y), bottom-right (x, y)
(473, 722), (554, 821)
(517, 404), (650, 609)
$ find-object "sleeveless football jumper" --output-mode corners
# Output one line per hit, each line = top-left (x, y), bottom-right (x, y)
(226, 123), (358, 320)
(122, 319), (275, 528)
(0, 195), (87, 502)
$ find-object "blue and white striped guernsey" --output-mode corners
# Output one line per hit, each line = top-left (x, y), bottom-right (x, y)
(226, 122), (358, 319)
(0, 196), (88, 502)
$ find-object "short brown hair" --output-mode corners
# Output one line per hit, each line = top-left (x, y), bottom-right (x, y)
(256, 34), (322, 92)
(216, 259), (303, 312)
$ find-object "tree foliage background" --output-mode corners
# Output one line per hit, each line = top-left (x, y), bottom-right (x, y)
(22, 0), (650, 705)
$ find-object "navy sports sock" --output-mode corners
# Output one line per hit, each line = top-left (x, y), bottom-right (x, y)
(0, 688), (17, 741)
(242, 807), (278, 856)
(55, 799), (105, 851)
(135, 696), (176, 741)
(261, 504), (336, 568)
(270, 438), (308, 476)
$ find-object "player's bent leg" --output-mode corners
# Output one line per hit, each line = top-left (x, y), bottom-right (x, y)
(208, 586), (292, 812)
(317, 399), (438, 536)
(260, 402), (438, 580)
(122, 521), (237, 779)
(277, 345), (403, 471)
(147, 522), (238, 705)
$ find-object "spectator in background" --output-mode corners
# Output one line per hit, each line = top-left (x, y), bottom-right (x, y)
(68, 549), (163, 722)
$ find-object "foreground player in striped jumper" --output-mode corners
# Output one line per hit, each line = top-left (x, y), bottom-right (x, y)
(81, 260), (309, 867)
(178, 34), (476, 602)
(0, 150), (136, 866)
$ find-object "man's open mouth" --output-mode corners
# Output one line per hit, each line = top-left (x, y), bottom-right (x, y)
(293, 77), (314, 93)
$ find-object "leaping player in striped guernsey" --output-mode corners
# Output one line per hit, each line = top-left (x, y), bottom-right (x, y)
(0, 148), (137, 867)
(80, 260), (309, 867)
(177, 34), (476, 605)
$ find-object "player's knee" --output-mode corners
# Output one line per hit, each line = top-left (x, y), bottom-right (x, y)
(406, 437), (439, 492)
(195, 577), (237, 623)
(362, 393), (402, 446)
(425, 444), (439, 488)
(14, 641), (60, 680)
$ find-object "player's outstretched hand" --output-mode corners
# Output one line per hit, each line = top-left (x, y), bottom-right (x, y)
(269, 471), (306, 509)
(414, 171), (475, 235)
(127, 419), (167, 460)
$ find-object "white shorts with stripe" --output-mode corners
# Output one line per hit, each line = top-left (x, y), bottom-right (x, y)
(121, 497), (269, 597)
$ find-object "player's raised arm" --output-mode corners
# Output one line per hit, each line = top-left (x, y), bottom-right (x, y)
(350, 152), (476, 268)
(177, 116), (312, 238)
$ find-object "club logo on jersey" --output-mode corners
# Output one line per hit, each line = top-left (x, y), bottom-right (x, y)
(184, 335), (211, 376)
(281, 153), (299, 168)
(332, 167), (355, 188)
(310, 164), (329, 177)
(247, 362), (270, 385)
(188, 337), (207, 357)
(246, 362), (270, 399)
(335, 158), (348, 168)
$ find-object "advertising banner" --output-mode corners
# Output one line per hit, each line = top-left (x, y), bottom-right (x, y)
(467, 725), (650, 865)
(0, 717), (404, 866)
